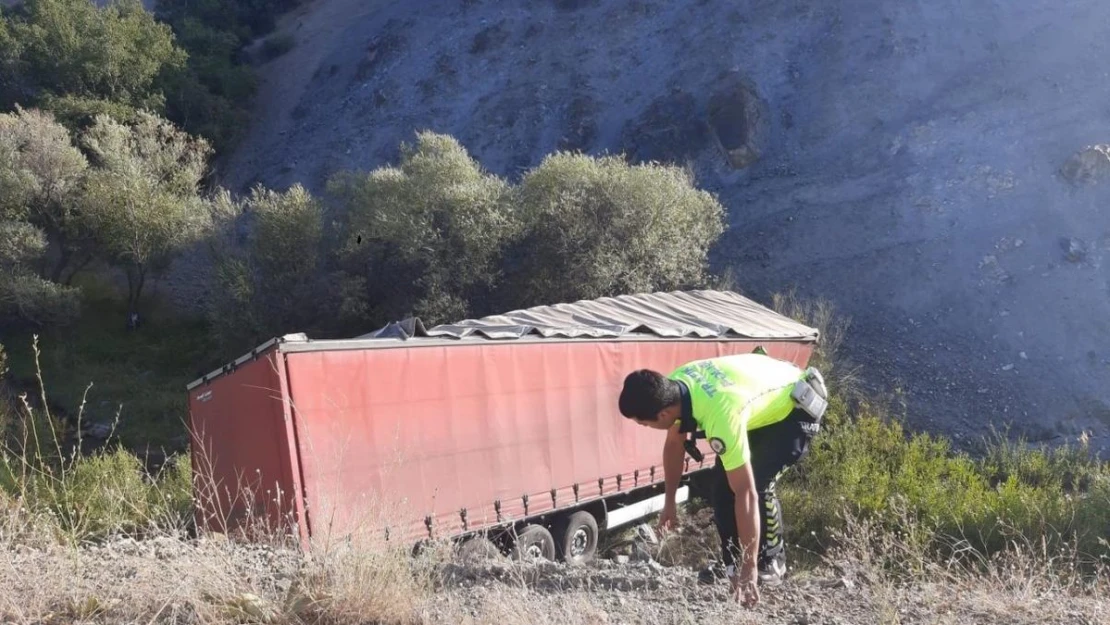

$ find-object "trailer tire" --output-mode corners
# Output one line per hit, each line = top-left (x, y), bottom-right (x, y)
(555, 510), (599, 564)
(511, 524), (556, 561)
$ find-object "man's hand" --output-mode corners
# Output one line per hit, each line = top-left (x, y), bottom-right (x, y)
(731, 569), (759, 607)
(660, 423), (685, 536)
(657, 501), (678, 534)
(724, 454), (761, 608)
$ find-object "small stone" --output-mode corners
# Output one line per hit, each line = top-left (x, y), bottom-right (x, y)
(1062, 237), (1088, 263)
(820, 577), (856, 591)
(1061, 144), (1110, 185)
(1020, 352), (1028, 360)
(615, 555), (630, 565)
(1002, 364), (1015, 371)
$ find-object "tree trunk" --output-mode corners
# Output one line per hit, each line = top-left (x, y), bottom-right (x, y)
(49, 247), (71, 284)
(61, 252), (93, 286)
(125, 263), (146, 330)
(129, 264), (146, 313)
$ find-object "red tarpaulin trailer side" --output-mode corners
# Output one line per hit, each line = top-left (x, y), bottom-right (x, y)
(186, 291), (819, 551)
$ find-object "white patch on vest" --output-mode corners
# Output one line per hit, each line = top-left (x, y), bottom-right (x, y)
(709, 437), (727, 454)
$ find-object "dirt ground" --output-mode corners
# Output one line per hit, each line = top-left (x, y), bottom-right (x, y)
(2, 532), (1106, 625)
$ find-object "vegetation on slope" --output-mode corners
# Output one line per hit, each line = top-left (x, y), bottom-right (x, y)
(0, 2), (1105, 622)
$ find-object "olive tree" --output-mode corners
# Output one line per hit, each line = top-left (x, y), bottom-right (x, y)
(0, 216), (80, 328)
(504, 152), (726, 308)
(206, 184), (333, 349)
(0, 0), (186, 127)
(79, 112), (212, 320)
(0, 107), (93, 284)
(328, 131), (518, 325)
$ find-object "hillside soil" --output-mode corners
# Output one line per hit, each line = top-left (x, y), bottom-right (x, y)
(205, 0), (1110, 456)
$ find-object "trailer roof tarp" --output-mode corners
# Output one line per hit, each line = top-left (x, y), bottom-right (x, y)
(187, 289), (818, 392)
(361, 290), (819, 342)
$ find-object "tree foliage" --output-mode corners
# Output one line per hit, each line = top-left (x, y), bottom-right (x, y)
(328, 132), (518, 325)
(79, 112), (212, 316)
(206, 183), (333, 350)
(506, 153), (725, 308)
(0, 0), (186, 128)
(0, 108), (84, 326)
(321, 134), (726, 331)
(0, 106), (92, 283)
(154, 0), (307, 154)
(0, 220), (80, 328)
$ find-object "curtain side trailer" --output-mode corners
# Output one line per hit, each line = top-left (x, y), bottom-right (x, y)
(186, 290), (819, 560)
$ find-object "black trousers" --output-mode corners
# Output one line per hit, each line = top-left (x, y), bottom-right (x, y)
(709, 407), (819, 569)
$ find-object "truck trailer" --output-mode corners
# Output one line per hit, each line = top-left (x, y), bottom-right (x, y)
(185, 289), (819, 561)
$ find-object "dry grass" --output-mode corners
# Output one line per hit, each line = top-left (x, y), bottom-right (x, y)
(2, 328), (1109, 624)
(2, 471), (1109, 625)
(828, 503), (1110, 625)
(768, 287), (861, 395)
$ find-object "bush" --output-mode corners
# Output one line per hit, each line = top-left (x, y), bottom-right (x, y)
(0, 0), (186, 128)
(0, 107), (93, 286)
(259, 32), (295, 61)
(80, 111), (214, 318)
(779, 396), (1110, 574)
(0, 221), (81, 327)
(329, 132), (517, 325)
(206, 184), (335, 351)
(0, 336), (194, 543)
(154, 0), (308, 154)
(326, 136), (726, 328)
(504, 152), (725, 309)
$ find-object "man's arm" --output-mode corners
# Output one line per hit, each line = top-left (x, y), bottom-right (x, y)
(725, 460), (760, 581)
(663, 423), (685, 505)
(658, 424), (685, 531)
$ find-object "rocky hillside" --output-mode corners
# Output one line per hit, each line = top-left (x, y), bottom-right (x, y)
(218, 0), (1110, 454)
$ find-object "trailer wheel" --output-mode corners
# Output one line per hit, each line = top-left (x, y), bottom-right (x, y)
(555, 510), (599, 564)
(511, 524), (555, 561)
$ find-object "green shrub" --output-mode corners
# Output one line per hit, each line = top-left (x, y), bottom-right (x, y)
(0, 336), (197, 543)
(0, 0), (186, 127)
(779, 397), (1110, 574)
(80, 111), (214, 319)
(206, 184), (335, 351)
(153, 0), (308, 154)
(0, 221), (81, 328)
(504, 152), (725, 309)
(329, 132), (517, 325)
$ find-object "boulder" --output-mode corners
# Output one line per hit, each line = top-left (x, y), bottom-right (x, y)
(1061, 144), (1110, 185)
(707, 71), (768, 169)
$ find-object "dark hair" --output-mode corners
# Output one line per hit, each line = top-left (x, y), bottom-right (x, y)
(618, 369), (679, 421)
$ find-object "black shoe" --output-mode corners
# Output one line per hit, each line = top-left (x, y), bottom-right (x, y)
(697, 563), (729, 585)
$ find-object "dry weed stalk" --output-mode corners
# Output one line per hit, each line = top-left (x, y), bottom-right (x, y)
(827, 502), (1110, 624)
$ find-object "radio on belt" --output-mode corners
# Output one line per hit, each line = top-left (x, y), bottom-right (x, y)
(791, 367), (828, 420)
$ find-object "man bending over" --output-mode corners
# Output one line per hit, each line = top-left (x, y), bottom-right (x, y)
(618, 352), (827, 607)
